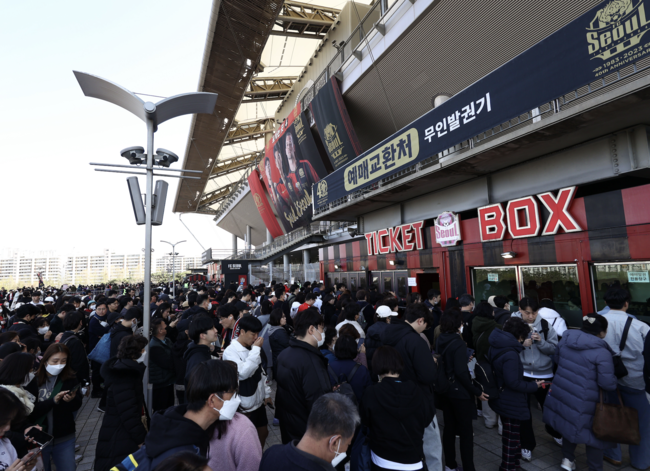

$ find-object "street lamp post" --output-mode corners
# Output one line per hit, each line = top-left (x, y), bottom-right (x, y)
(74, 71), (217, 414)
(161, 240), (185, 297)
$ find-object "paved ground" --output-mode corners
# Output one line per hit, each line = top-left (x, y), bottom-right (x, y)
(70, 385), (636, 471)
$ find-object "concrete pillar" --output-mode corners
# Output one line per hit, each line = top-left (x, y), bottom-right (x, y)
(246, 225), (252, 251)
(266, 229), (273, 245)
(284, 254), (290, 282)
(302, 249), (310, 283)
(269, 260), (273, 282)
(232, 233), (237, 256)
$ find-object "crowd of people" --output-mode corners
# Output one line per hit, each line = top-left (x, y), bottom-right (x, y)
(0, 279), (648, 471)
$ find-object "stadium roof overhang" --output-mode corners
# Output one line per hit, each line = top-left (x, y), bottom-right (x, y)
(173, 0), (341, 215)
(173, 0), (283, 214)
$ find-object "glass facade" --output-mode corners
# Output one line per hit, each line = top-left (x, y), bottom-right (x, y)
(593, 262), (650, 324)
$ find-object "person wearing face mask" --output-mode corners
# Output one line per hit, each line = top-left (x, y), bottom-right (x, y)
(109, 308), (139, 359)
(436, 309), (489, 471)
(29, 344), (81, 471)
(275, 308), (332, 444)
(510, 296), (561, 461)
(88, 301), (111, 398)
(260, 393), (360, 471)
(95, 335), (149, 471)
(206, 361), (263, 471)
(488, 317), (545, 471)
(32, 317), (53, 352)
(223, 316), (272, 447)
(115, 360), (240, 470)
(59, 311), (90, 386)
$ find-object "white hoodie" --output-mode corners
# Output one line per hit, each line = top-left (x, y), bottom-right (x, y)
(538, 307), (568, 336)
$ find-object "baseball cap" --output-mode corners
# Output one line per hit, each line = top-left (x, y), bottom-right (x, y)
(44, 297), (54, 303)
(376, 305), (397, 318)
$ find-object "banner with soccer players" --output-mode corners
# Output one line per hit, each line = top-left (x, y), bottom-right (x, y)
(260, 103), (329, 233)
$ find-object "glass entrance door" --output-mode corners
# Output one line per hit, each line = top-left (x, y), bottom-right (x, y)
(520, 265), (581, 327)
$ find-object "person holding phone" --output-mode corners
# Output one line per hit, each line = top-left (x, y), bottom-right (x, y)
(31, 343), (82, 471)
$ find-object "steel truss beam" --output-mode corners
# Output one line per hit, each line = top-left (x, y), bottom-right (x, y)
(272, 1), (340, 39)
(199, 182), (239, 208)
(225, 117), (275, 145)
(244, 76), (298, 102)
(209, 151), (262, 180)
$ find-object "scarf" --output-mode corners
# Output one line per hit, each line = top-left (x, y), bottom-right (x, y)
(0, 385), (35, 414)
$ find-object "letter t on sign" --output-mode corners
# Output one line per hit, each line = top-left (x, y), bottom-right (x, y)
(365, 232), (375, 256)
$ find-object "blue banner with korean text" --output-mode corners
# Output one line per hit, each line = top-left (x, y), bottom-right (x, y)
(313, 0), (650, 210)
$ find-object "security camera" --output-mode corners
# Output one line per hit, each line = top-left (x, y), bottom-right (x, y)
(120, 146), (145, 165)
(154, 148), (179, 168)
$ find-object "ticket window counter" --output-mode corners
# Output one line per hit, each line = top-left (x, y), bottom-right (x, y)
(592, 262), (650, 325)
(472, 264), (583, 327)
(371, 271), (409, 299)
(326, 271), (367, 294)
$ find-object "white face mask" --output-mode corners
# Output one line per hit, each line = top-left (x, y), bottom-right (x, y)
(38, 327), (50, 335)
(22, 372), (35, 387)
(136, 351), (146, 363)
(311, 329), (325, 347)
(91, 305), (96, 310)
(213, 394), (241, 421)
(459, 325), (464, 334)
(46, 363), (65, 376)
(330, 437), (346, 467)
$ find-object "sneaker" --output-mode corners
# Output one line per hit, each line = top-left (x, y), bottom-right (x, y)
(97, 405), (105, 413)
(560, 458), (576, 471)
(272, 418), (280, 426)
(477, 410), (483, 417)
(75, 455), (83, 463)
(521, 449), (532, 462)
(75, 444), (80, 451)
(554, 437), (563, 447)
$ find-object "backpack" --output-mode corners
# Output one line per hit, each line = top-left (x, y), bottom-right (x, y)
(474, 350), (509, 400)
(88, 333), (111, 364)
(539, 318), (549, 340)
(433, 345), (453, 394)
(328, 363), (361, 406)
(111, 444), (200, 471)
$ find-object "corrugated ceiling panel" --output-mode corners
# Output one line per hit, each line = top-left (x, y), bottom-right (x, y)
(345, 0), (605, 150)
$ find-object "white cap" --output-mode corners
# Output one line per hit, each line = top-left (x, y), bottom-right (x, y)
(487, 296), (497, 308)
(376, 305), (397, 318)
(44, 297), (55, 303)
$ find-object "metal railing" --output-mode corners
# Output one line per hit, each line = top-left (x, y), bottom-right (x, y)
(313, 56), (650, 218)
(211, 164), (256, 221)
(225, 221), (355, 261)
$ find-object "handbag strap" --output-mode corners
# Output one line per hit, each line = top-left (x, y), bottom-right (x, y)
(620, 316), (633, 352)
(599, 387), (625, 408)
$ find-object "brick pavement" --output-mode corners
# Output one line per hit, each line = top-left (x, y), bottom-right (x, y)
(70, 384), (637, 471)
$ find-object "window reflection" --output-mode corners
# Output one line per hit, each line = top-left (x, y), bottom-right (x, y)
(472, 267), (519, 311)
(520, 265), (581, 327)
(593, 262), (650, 324)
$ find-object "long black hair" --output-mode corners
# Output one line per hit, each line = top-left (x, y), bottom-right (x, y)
(0, 352), (35, 386)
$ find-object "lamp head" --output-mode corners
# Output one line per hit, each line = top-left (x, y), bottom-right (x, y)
(155, 148), (179, 168)
(501, 251), (517, 259)
(120, 146), (145, 165)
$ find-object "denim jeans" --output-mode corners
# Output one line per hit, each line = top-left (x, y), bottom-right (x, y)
(603, 385), (650, 469)
(42, 437), (76, 471)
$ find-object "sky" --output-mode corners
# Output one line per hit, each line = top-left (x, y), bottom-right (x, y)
(0, 0), (229, 259)
(0, 0), (359, 261)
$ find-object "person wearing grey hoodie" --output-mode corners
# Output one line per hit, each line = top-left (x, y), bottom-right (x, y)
(511, 296), (561, 462)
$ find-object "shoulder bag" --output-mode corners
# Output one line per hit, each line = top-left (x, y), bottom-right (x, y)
(593, 388), (640, 445)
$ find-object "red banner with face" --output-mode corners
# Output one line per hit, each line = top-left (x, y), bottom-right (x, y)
(248, 169), (284, 238)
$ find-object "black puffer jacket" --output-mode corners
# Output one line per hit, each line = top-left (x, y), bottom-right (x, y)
(275, 338), (331, 443)
(95, 358), (148, 471)
(149, 336), (175, 388)
(436, 332), (482, 401)
(110, 323), (133, 358)
(60, 331), (90, 383)
(381, 323), (437, 398)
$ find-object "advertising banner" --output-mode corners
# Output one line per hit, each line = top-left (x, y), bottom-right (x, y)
(247, 169), (284, 238)
(261, 104), (329, 232)
(309, 77), (363, 169)
(314, 0), (650, 210)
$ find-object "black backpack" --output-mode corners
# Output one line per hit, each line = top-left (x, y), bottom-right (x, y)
(433, 345), (453, 394)
(329, 363), (361, 406)
(474, 350), (508, 400)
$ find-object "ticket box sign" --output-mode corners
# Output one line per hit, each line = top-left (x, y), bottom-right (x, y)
(434, 212), (462, 246)
(364, 221), (424, 255)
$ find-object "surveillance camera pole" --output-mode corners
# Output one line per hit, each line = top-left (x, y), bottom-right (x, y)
(161, 240), (185, 297)
(73, 71), (217, 417)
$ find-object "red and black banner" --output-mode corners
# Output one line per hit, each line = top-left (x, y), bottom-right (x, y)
(247, 169), (284, 238)
(308, 77), (363, 169)
(260, 103), (329, 233)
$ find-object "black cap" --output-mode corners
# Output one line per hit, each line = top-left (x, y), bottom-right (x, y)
(235, 301), (250, 313)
